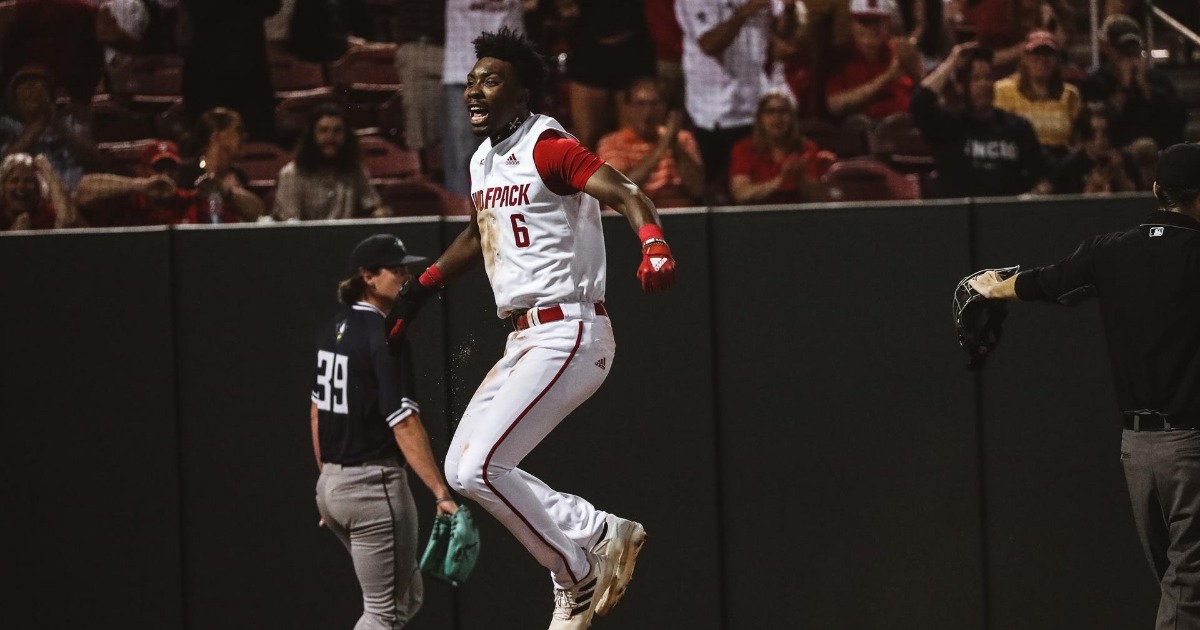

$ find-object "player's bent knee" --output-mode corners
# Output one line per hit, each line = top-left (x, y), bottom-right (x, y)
(452, 454), (512, 499)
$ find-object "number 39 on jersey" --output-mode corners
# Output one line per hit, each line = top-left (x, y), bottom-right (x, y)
(315, 350), (349, 414)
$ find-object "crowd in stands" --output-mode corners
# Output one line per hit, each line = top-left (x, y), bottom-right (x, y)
(0, 0), (1195, 232)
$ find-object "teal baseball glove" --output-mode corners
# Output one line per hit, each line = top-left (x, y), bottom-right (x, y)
(420, 504), (480, 586)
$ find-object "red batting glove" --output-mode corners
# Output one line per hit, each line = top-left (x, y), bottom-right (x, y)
(637, 238), (676, 292)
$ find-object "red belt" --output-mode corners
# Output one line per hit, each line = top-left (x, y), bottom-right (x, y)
(513, 302), (607, 330)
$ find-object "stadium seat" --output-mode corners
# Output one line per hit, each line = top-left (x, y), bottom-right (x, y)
(868, 111), (935, 173)
(267, 49), (330, 96)
(374, 178), (454, 217)
(275, 94), (346, 147)
(238, 142), (292, 185)
(328, 45), (401, 94)
(375, 93), (405, 145)
(820, 159), (922, 202)
(346, 101), (380, 133)
(359, 136), (421, 178)
(798, 117), (869, 159)
(155, 101), (189, 144)
(108, 54), (184, 106)
(98, 139), (158, 176)
(91, 100), (156, 143)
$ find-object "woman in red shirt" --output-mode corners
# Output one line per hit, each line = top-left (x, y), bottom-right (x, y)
(728, 92), (835, 205)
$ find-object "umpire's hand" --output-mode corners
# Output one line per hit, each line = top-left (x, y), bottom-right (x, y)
(968, 270), (1004, 297)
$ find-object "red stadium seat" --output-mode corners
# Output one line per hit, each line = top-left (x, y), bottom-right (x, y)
(359, 136), (420, 178)
(375, 178), (454, 217)
(108, 54), (184, 106)
(798, 118), (869, 159)
(155, 101), (189, 144)
(267, 50), (330, 96)
(328, 45), (401, 93)
(238, 142), (292, 185)
(868, 112), (935, 173)
(274, 94), (346, 146)
(820, 159), (922, 202)
(97, 139), (158, 176)
(90, 100), (155, 143)
(346, 101), (380, 133)
(375, 93), (405, 145)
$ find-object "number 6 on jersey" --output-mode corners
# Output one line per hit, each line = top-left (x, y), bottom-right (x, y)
(511, 213), (530, 248)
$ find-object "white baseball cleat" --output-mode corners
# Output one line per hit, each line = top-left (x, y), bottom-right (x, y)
(592, 514), (647, 616)
(548, 552), (614, 630)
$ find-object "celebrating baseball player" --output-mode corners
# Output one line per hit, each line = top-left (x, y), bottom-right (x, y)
(311, 234), (458, 630)
(965, 143), (1200, 630)
(384, 27), (675, 630)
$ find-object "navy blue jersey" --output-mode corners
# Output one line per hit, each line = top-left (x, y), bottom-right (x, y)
(311, 302), (419, 464)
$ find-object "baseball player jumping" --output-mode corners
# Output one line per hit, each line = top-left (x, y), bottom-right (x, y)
(383, 27), (676, 630)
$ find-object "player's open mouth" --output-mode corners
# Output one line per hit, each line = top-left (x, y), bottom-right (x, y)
(468, 104), (489, 126)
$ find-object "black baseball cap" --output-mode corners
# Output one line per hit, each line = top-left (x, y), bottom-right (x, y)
(1155, 143), (1200, 189)
(348, 234), (428, 273)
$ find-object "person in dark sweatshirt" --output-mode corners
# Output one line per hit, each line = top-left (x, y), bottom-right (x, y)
(910, 43), (1045, 198)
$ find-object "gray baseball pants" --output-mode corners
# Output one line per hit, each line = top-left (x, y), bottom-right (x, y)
(1122, 429), (1200, 630)
(317, 459), (423, 630)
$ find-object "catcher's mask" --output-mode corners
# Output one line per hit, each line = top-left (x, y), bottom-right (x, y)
(953, 266), (1020, 370)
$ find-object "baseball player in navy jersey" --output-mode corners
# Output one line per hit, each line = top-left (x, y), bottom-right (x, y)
(311, 234), (458, 630)
(383, 27), (677, 630)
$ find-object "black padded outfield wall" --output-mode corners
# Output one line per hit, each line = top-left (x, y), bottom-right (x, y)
(2, 228), (183, 630)
(973, 194), (1161, 630)
(3, 194), (1169, 630)
(711, 200), (986, 630)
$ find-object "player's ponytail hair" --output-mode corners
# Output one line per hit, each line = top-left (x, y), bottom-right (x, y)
(338, 273), (368, 305)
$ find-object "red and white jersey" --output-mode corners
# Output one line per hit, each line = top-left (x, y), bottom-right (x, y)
(469, 115), (607, 318)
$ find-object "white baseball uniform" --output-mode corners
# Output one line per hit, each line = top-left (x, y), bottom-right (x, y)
(444, 115), (613, 587)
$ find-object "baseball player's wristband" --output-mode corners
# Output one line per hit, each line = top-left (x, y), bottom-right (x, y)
(638, 223), (665, 244)
(420, 265), (446, 290)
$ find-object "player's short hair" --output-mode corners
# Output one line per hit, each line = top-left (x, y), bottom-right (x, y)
(1155, 185), (1200, 209)
(473, 27), (546, 112)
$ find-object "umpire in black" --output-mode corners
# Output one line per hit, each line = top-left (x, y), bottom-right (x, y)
(311, 233), (457, 630)
(971, 143), (1200, 629)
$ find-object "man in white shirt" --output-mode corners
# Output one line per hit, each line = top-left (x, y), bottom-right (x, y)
(675, 0), (772, 185)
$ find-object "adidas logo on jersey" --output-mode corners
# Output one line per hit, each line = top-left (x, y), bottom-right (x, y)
(505, 153), (519, 166)
(595, 357), (606, 370)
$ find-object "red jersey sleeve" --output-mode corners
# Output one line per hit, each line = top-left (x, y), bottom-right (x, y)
(533, 129), (605, 196)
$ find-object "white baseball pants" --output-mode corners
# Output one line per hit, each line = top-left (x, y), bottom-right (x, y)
(444, 304), (614, 588)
